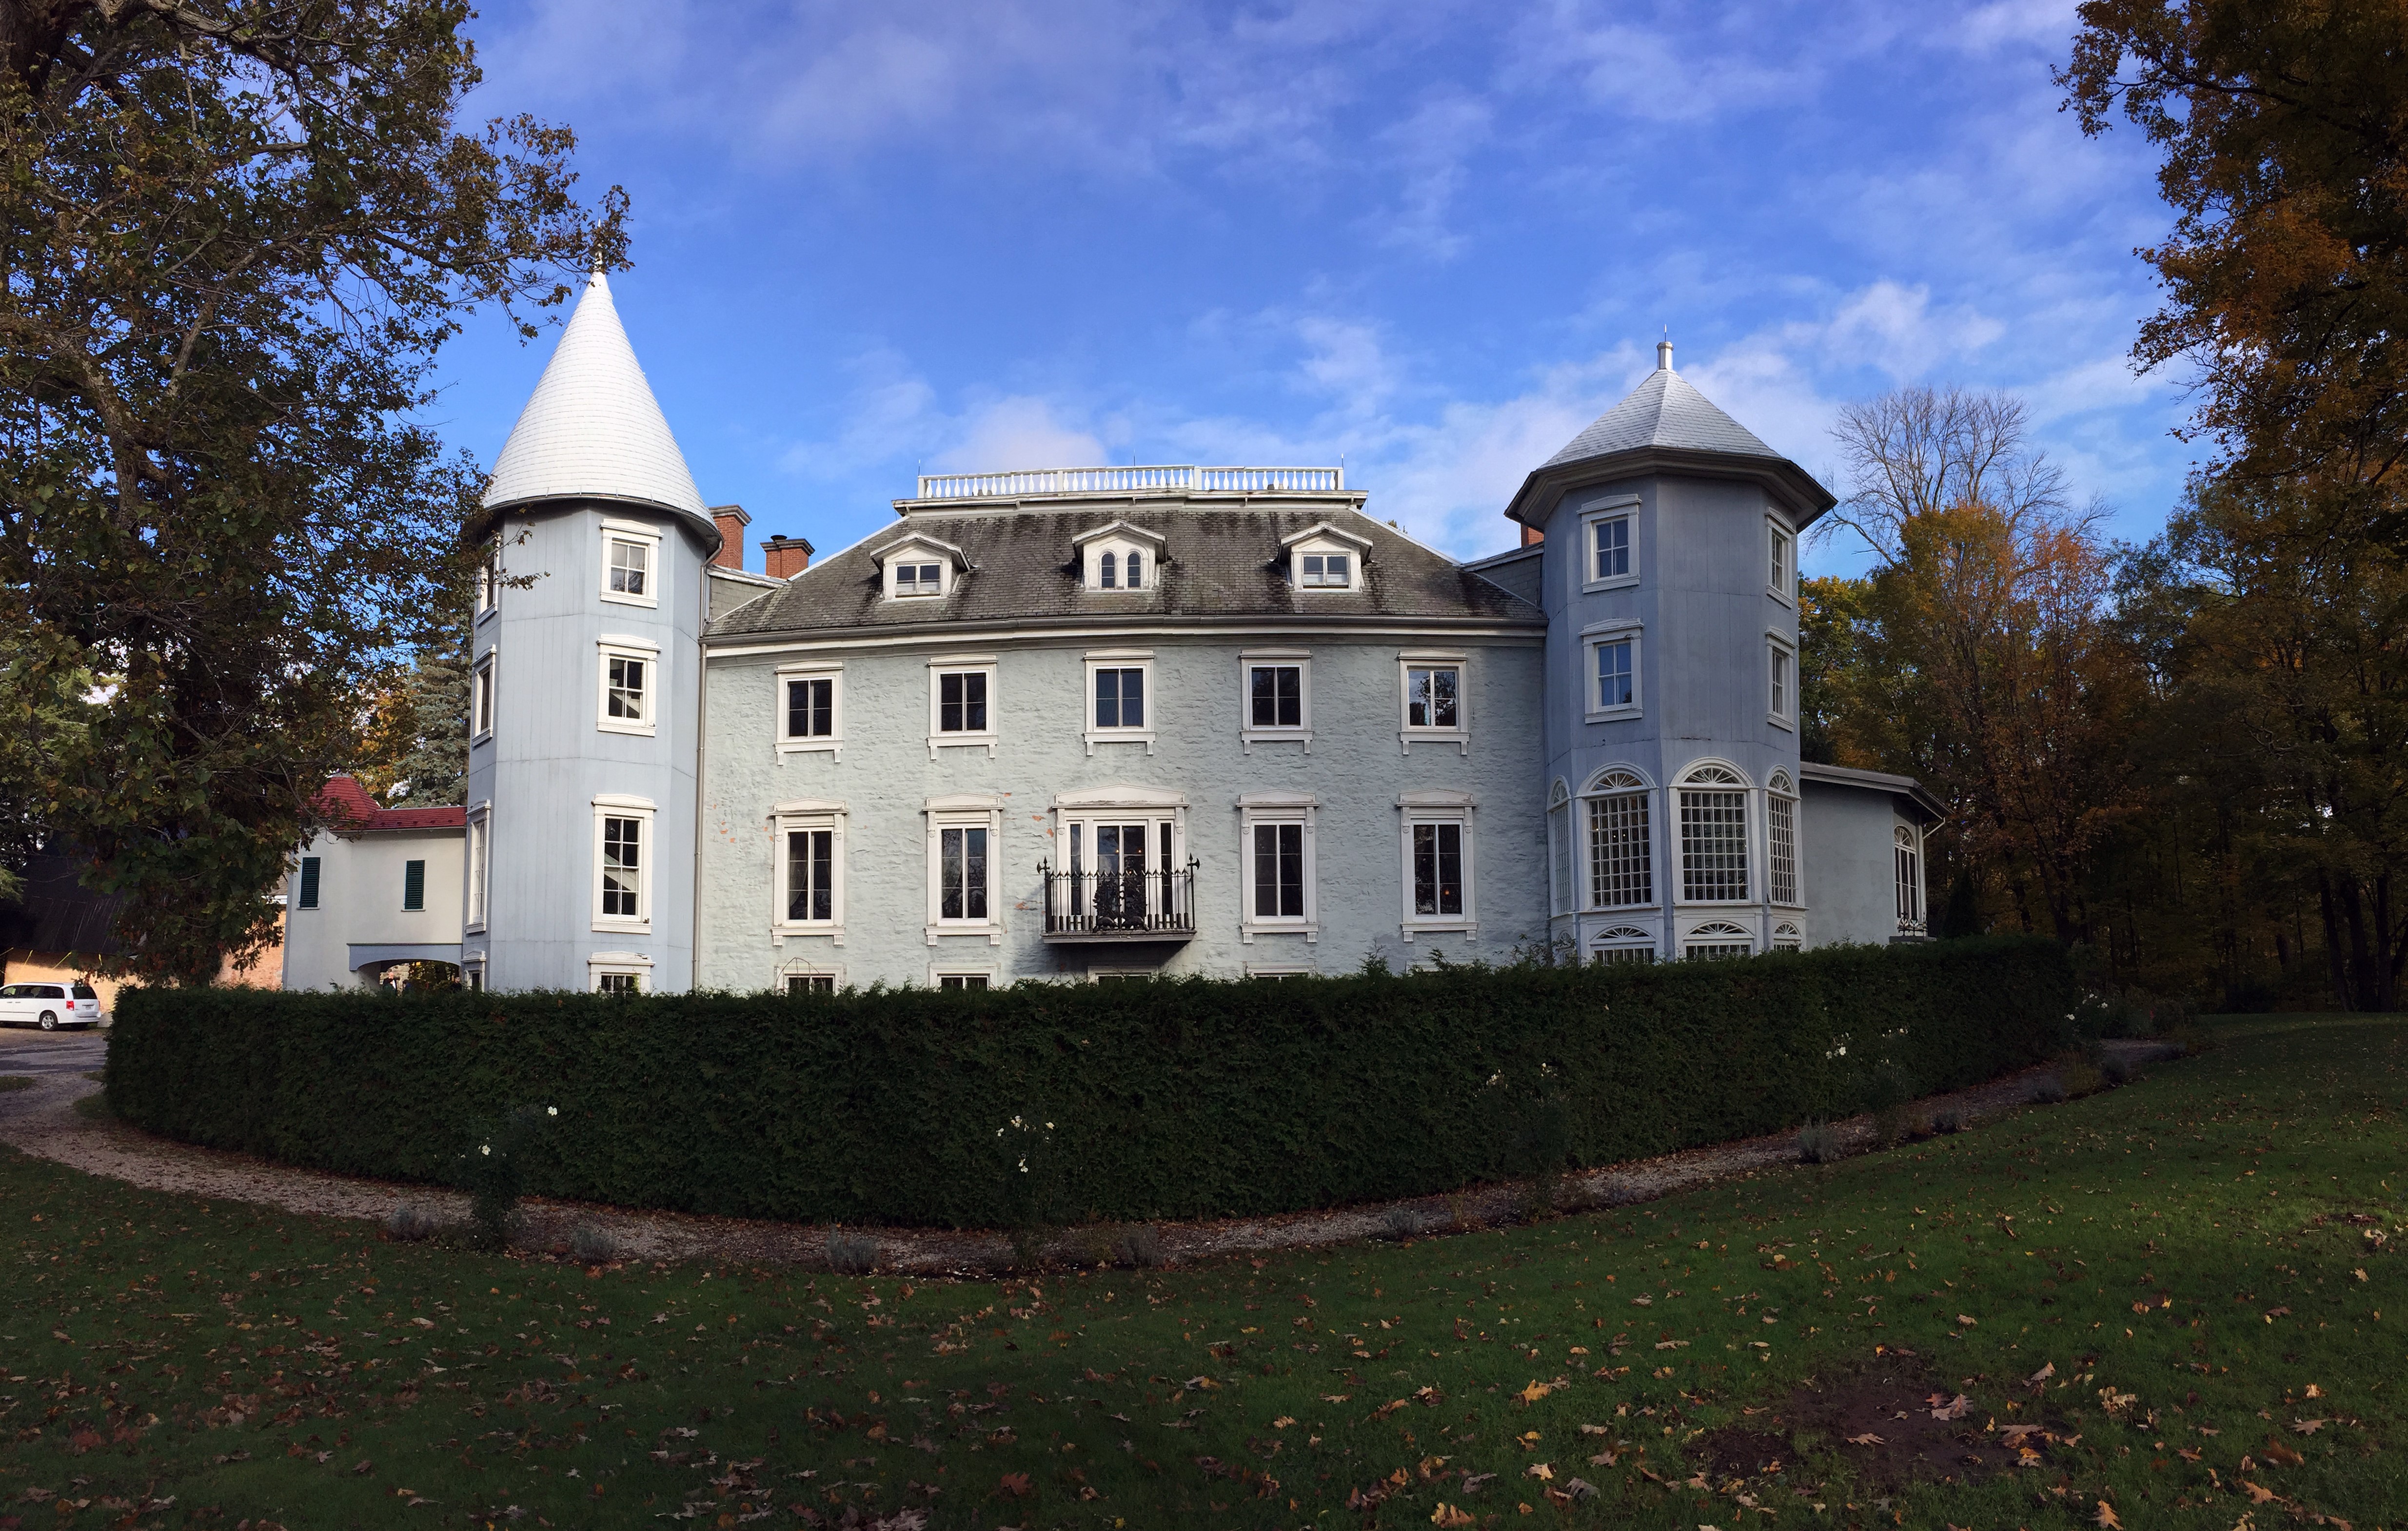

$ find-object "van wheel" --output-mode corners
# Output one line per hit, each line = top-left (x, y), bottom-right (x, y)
(39, 1011), (59, 1031)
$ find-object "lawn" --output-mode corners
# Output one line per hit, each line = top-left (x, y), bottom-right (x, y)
(1, 1015), (2403, 1531)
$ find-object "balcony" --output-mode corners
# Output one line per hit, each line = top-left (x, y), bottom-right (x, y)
(914, 465), (1344, 501)
(1039, 860), (1199, 942)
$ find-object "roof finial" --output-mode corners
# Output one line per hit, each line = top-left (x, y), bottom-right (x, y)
(1657, 330), (1674, 373)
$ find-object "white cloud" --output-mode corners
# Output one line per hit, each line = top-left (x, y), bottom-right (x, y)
(933, 397), (1112, 473)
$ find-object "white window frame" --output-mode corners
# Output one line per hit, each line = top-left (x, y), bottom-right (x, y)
(1581, 766), (1658, 911)
(1682, 921), (1756, 961)
(588, 950), (653, 993)
(1237, 792), (1318, 943)
(880, 536), (962, 601)
(1767, 514), (1796, 606)
(1083, 649), (1156, 755)
(928, 965), (998, 991)
(1766, 632), (1796, 731)
(778, 960), (845, 995)
(1582, 495), (1642, 592)
(1583, 620), (1643, 721)
(1397, 789), (1477, 940)
(462, 954), (486, 992)
(1674, 762), (1753, 906)
(1895, 824), (1927, 934)
(1772, 920), (1804, 953)
(925, 793), (1004, 944)
(1243, 963), (1313, 980)
(599, 519), (663, 609)
(471, 652), (495, 744)
(1590, 924), (1658, 965)
(770, 798), (847, 944)
(596, 635), (661, 737)
(1546, 778), (1574, 917)
(1075, 523), (1166, 591)
(927, 654), (999, 759)
(1397, 650), (1470, 755)
(1767, 770), (1801, 907)
(591, 794), (655, 935)
(464, 802), (491, 933)
(775, 661), (844, 761)
(474, 540), (498, 621)
(1279, 522), (1372, 593)
(1239, 649), (1312, 754)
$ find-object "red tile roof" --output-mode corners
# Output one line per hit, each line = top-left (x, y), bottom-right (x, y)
(313, 775), (466, 834)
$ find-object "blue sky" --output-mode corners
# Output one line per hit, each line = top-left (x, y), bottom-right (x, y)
(426, 0), (2189, 576)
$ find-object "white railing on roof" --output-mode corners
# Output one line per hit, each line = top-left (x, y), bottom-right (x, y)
(914, 465), (1344, 500)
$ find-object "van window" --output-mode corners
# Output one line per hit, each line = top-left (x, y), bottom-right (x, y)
(72, 982), (98, 1000)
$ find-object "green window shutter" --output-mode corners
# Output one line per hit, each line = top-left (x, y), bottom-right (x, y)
(402, 860), (425, 912)
(297, 857), (320, 909)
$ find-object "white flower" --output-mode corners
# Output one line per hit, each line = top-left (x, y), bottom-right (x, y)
(1044, 1122), (1054, 1130)
(547, 1106), (558, 1117)
(1017, 1158), (1028, 1173)
(480, 1144), (491, 1156)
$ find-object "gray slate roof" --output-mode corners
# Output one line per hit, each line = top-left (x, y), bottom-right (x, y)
(1544, 365), (1783, 470)
(707, 504), (1543, 641)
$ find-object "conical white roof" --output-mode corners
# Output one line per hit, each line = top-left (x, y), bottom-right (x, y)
(1543, 346), (1783, 470)
(482, 272), (709, 520)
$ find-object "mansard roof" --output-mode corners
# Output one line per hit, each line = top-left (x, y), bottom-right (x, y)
(481, 273), (716, 541)
(1505, 342), (1836, 528)
(706, 502), (1543, 642)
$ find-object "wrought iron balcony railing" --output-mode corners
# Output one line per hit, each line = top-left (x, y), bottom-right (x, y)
(1038, 859), (1199, 941)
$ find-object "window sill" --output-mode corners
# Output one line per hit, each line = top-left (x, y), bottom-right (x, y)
(925, 922), (1003, 946)
(1240, 727), (1313, 755)
(1401, 920), (1477, 941)
(1768, 714), (1794, 731)
(1084, 728), (1155, 757)
(598, 718), (656, 737)
(1398, 728), (1470, 756)
(1767, 589), (1795, 608)
(1584, 706), (1643, 723)
(927, 733), (998, 760)
(777, 738), (842, 762)
(1240, 921), (1319, 944)
(1582, 573), (1641, 594)
(464, 920), (486, 935)
(598, 591), (658, 609)
(773, 923), (845, 947)
(591, 918), (651, 936)
(472, 728), (494, 747)
(475, 607), (497, 625)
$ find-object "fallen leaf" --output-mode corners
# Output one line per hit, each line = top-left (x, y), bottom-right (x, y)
(2263, 1442), (2306, 1467)
(2028, 1362), (2055, 1386)
(996, 1472), (1032, 1499)
(1930, 1394), (1972, 1422)
(1519, 1381), (1555, 1404)
(1846, 1433), (1886, 1446)
(1322, 1395), (1349, 1404)
(1588, 1452), (1617, 1467)
(1563, 1477), (1597, 1501)
(1430, 1507), (1475, 1529)
(2241, 1481), (2278, 1504)
(2291, 1419), (2329, 1435)
(1272, 1416), (1295, 1429)
(2264, 1307), (2291, 1322)
(1526, 1463), (1553, 1480)
(2093, 1502), (2121, 1528)
(1578, 1424), (1610, 1436)
(2304, 1384), (2323, 1398)
(2177, 1447), (2201, 1463)
(1956, 1315), (1977, 1327)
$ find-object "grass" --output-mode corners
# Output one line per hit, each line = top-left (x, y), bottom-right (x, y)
(0, 1076), (32, 1092)
(0, 1015), (2401, 1530)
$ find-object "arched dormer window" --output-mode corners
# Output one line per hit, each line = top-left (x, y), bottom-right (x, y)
(1767, 770), (1799, 906)
(1075, 520), (1165, 593)
(1099, 551), (1117, 588)
(1125, 550), (1143, 588)
(1676, 763), (1749, 903)
(1581, 766), (1654, 911)
(1895, 825), (1925, 933)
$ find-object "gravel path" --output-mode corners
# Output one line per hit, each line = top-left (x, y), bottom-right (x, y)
(0, 1039), (2185, 1276)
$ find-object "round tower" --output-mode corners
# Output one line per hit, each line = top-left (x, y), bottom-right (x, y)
(461, 273), (719, 993)
(1505, 341), (1836, 964)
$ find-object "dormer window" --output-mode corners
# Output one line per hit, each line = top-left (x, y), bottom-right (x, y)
(895, 561), (943, 596)
(1076, 523), (1164, 591)
(879, 534), (964, 601)
(1300, 552), (1351, 588)
(1280, 522), (1372, 592)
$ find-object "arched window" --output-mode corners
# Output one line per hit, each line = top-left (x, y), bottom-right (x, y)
(1591, 925), (1656, 965)
(1677, 764), (1749, 902)
(1546, 779), (1573, 915)
(1583, 767), (1653, 910)
(1683, 921), (1753, 961)
(1125, 550), (1143, 589)
(1895, 825), (1925, 932)
(1099, 550), (1117, 589)
(1767, 770), (1799, 906)
(1772, 921), (1802, 953)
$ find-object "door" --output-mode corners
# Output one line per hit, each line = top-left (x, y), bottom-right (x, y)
(0, 984), (24, 1024)
(1093, 823), (1148, 928)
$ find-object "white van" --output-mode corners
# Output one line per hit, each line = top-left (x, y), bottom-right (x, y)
(0, 981), (102, 1030)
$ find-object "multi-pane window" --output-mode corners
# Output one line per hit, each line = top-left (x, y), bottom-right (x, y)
(1124, 551), (1143, 588)
(1678, 780), (1750, 902)
(786, 677), (833, 739)
(1593, 927), (1656, 965)
(1250, 665), (1302, 727)
(1768, 644), (1791, 723)
(939, 973), (990, 991)
(1093, 667), (1145, 729)
(1769, 523), (1794, 597)
(788, 973), (835, 995)
(601, 816), (643, 919)
(466, 814), (488, 928)
(1685, 926), (1754, 961)
(1895, 826), (1924, 929)
(1587, 790), (1653, 907)
(473, 658), (494, 736)
(940, 826), (989, 921)
(1252, 823), (1305, 918)
(608, 537), (650, 598)
(597, 971), (641, 995)
(402, 858), (426, 912)
(1548, 784), (1573, 915)
(297, 855), (321, 909)
(1406, 666), (1459, 729)
(1768, 789), (1799, 905)
(787, 829), (834, 923)
(608, 654), (646, 723)
(1099, 550), (1116, 587)
(1594, 514), (1631, 581)
(474, 542), (496, 615)
(1596, 639), (1634, 710)
(1412, 823), (1464, 918)
(1299, 552), (1350, 588)
(938, 671), (987, 733)
(895, 561), (942, 595)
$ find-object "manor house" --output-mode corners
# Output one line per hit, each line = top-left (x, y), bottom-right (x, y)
(282, 274), (1937, 993)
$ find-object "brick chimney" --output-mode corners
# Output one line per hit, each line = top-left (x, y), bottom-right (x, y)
(710, 505), (750, 569)
(1520, 522), (1545, 547)
(762, 534), (814, 579)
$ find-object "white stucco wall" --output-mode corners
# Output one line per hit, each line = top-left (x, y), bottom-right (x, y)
(281, 827), (464, 990)
(1798, 778), (1915, 948)
(697, 635), (1548, 989)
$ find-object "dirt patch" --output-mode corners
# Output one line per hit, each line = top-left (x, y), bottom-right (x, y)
(1697, 1348), (2066, 1492)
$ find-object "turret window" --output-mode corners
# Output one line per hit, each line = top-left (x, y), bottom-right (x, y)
(1677, 764), (1750, 903)
(1584, 769), (1654, 909)
(591, 794), (655, 933)
(597, 638), (660, 737)
(1895, 825), (1925, 933)
(1768, 518), (1795, 603)
(1581, 497), (1641, 590)
(1594, 515), (1630, 581)
(1768, 771), (1800, 905)
(600, 520), (662, 608)
(1584, 627), (1642, 719)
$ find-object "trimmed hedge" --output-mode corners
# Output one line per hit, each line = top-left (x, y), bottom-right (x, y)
(107, 937), (2073, 1228)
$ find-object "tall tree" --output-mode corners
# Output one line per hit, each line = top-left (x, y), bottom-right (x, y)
(2061, 0), (2408, 532)
(355, 611), (470, 808)
(0, 0), (623, 981)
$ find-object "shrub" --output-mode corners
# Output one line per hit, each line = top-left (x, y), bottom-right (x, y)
(1107, 1224), (1166, 1268)
(1867, 1065), (1917, 1146)
(383, 1203), (437, 1242)
(453, 1104), (552, 1251)
(1931, 1105), (1966, 1135)
(2099, 1049), (2135, 1086)
(2061, 1055), (2108, 1096)
(1797, 1122), (1843, 1164)
(106, 936), (2074, 1229)
(2030, 1074), (2069, 1105)
(567, 1222), (618, 1265)
(824, 1231), (878, 1274)
(1384, 1206), (1432, 1240)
